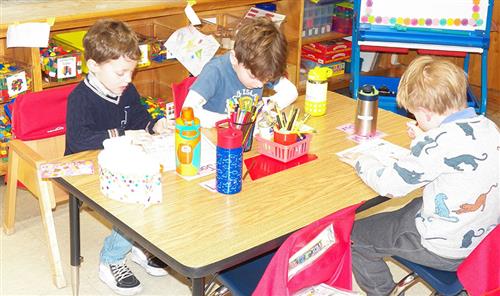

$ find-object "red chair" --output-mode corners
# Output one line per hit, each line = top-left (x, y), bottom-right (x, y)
(457, 225), (500, 296)
(216, 202), (362, 296)
(3, 84), (75, 288)
(171, 76), (196, 118)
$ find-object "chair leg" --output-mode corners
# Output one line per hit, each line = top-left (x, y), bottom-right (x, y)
(37, 177), (67, 288)
(3, 150), (20, 234)
(390, 272), (419, 296)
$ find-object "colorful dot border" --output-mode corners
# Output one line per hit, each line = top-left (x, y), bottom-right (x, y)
(361, 0), (485, 28)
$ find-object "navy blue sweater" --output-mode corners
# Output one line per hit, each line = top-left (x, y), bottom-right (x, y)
(65, 81), (154, 155)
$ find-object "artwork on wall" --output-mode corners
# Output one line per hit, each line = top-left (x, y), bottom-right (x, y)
(360, 0), (489, 31)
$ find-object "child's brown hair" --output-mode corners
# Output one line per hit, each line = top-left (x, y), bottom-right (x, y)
(397, 56), (468, 115)
(83, 19), (141, 63)
(233, 17), (287, 83)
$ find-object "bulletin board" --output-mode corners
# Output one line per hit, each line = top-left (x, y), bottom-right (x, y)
(359, 0), (489, 31)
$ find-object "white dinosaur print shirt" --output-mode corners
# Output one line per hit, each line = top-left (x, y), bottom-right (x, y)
(355, 109), (500, 259)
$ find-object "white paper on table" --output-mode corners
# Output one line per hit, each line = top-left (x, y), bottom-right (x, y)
(132, 130), (217, 180)
(164, 25), (219, 76)
(336, 139), (409, 167)
(199, 178), (217, 193)
(138, 133), (176, 172)
(7, 22), (50, 48)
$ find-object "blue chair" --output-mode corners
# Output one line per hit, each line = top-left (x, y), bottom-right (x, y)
(392, 256), (464, 296)
(216, 251), (275, 296)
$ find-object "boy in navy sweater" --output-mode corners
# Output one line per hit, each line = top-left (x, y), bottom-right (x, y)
(65, 19), (169, 295)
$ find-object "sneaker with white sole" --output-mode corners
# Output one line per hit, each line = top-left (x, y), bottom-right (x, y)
(130, 246), (168, 277)
(99, 260), (142, 296)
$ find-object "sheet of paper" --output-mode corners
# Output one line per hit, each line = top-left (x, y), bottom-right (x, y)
(39, 160), (94, 178)
(244, 7), (286, 26)
(359, 0), (488, 31)
(7, 22), (50, 48)
(138, 133), (176, 171)
(164, 25), (219, 76)
(199, 178), (217, 193)
(336, 139), (409, 167)
(184, 4), (201, 25)
(336, 123), (386, 143)
(125, 129), (216, 180)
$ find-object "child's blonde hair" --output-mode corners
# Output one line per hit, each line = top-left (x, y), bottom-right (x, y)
(83, 19), (141, 64)
(397, 56), (468, 114)
(233, 17), (287, 83)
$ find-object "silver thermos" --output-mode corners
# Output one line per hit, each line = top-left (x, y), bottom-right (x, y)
(354, 84), (379, 137)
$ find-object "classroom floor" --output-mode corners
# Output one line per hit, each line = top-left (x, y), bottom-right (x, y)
(0, 182), (434, 296)
(3, 92), (499, 295)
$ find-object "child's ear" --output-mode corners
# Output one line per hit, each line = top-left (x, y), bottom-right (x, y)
(86, 59), (99, 73)
(229, 50), (238, 66)
(418, 107), (434, 121)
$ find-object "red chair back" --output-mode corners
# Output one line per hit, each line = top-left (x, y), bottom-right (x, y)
(171, 76), (196, 118)
(12, 84), (75, 141)
(457, 225), (500, 296)
(253, 202), (362, 296)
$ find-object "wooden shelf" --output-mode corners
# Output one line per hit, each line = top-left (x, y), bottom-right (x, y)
(42, 77), (84, 89)
(298, 66), (406, 95)
(0, 162), (6, 176)
(302, 32), (350, 45)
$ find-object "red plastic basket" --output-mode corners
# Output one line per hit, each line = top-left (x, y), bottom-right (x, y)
(255, 134), (312, 163)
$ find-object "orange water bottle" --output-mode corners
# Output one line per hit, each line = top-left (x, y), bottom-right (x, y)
(175, 107), (201, 176)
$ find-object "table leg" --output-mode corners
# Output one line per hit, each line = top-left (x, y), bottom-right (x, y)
(191, 277), (205, 296)
(69, 194), (81, 296)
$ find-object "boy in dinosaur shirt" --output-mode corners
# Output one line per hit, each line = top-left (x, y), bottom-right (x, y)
(344, 56), (499, 295)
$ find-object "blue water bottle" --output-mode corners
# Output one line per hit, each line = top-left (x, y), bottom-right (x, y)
(216, 119), (243, 194)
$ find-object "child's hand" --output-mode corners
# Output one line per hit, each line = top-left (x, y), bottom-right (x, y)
(338, 151), (363, 167)
(406, 121), (423, 139)
(261, 97), (276, 114)
(153, 117), (174, 135)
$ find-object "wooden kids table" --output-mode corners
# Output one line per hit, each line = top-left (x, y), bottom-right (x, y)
(55, 91), (413, 295)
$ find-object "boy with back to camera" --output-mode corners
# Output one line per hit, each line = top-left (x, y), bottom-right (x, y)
(342, 56), (499, 295)
(183, 17), (298, 128)
(65, 19), (170, 295)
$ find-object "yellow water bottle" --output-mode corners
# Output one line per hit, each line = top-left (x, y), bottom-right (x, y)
(305, 66), (333, 116)
(175, 107), (201, 176)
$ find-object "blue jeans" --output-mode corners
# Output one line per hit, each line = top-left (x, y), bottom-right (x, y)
(100, 227), (132, 264)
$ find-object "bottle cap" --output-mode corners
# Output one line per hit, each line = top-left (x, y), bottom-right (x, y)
(358, 84), (379, 101)
(308, 66), (333, 81)
(181, 107), (194, 121)
(217, 122), (242, 149)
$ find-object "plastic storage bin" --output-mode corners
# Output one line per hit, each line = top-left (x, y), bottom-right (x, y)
(332, 1), (353, 34)
(131, 22), (175, 66)
(52, 31), (88, 73)
(255, 134), (312, 163)
(303, 1), (335, 37)
(40, 43), (83, 82)
(0, 59), (32, 103)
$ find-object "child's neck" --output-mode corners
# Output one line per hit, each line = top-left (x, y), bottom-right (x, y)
(85, 72), (121, 102)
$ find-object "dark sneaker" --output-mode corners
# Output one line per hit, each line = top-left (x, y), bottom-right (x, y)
(99, 260), (143, 295)
(131, 246), (168, 277)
